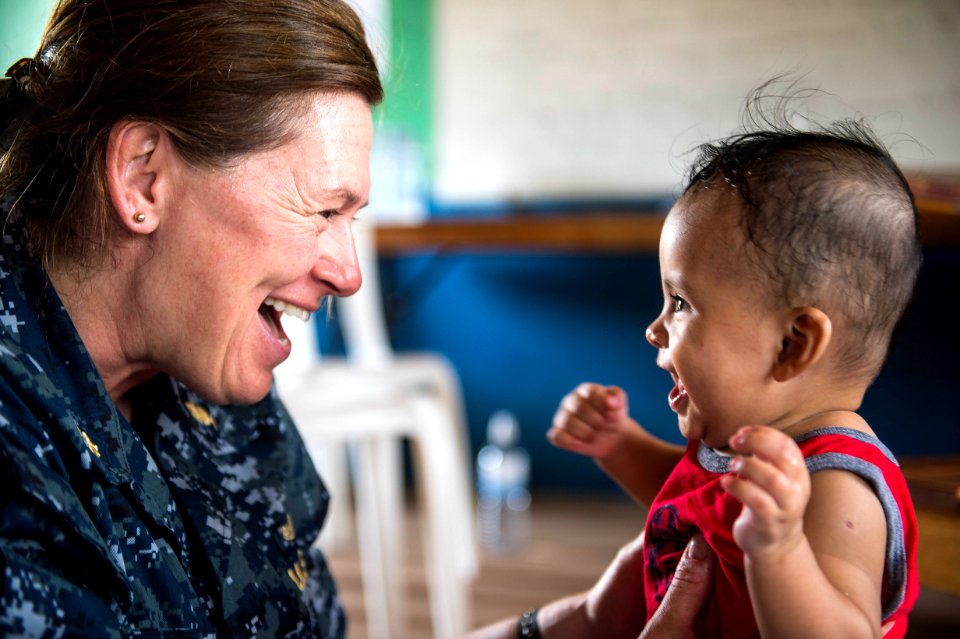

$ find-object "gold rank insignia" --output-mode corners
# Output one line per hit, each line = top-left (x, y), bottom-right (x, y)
(184, 401), (216, 427)
(79, 430), (101, 458)
(281, 513), (296, 541)
(288, 549), (308, 592)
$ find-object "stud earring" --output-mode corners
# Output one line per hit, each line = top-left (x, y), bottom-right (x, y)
(133, 212), (146, 223)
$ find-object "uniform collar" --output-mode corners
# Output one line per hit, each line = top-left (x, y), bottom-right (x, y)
(0, 212), (133, 484)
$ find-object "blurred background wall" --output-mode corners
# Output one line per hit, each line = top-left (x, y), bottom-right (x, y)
(433, 0), (959, 205)
(5, 0), (959, 493)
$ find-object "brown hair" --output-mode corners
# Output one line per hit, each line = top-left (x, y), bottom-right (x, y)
(1, 0), (383, 270)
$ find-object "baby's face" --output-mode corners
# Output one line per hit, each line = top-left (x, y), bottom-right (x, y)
(646, 188), (789, 448)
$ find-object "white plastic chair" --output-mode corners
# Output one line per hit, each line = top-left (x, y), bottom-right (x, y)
(274, 218), (477, 639)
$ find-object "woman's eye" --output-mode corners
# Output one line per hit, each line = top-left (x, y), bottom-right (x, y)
(671, 295), (688, 313)
(318, 209), (338, 219)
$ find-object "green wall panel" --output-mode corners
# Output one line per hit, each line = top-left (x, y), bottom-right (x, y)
(0, 1), (56, 70)
(383, 0), (432, 181)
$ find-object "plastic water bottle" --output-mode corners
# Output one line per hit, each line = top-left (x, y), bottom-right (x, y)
(476, 410), (531, 554)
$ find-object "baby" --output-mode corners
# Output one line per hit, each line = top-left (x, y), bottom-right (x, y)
(549, 110), (921, 638)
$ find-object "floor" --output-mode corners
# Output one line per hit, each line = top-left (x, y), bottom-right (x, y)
(324, 492), (960, 639)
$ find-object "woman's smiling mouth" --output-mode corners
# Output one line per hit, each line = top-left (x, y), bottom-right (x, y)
(259, 296), (312, 348)
(263, 296), (311, 322)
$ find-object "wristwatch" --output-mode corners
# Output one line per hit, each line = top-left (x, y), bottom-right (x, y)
(518, 608), (541, 639)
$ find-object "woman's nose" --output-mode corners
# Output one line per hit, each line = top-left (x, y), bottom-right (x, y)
(313, 224), (362, 297)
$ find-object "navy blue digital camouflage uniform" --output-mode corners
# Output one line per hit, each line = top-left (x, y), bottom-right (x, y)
(0, 196), (346, 637)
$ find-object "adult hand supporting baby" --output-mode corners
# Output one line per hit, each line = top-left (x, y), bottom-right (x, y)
(460, 531), (714, 639)
(639, 532), (714, 639)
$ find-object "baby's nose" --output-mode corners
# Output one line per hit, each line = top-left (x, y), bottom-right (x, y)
(645, 325), (665, 349)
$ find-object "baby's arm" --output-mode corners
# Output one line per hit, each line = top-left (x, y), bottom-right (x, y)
(548, 382), (683, 506)
(722, 426), (887, 639)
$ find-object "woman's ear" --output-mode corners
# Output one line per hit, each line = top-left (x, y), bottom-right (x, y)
(105, 121), (167, 235)
(773, 307), (832, 382)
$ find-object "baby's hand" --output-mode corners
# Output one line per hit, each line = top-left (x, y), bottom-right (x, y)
(721, 426), (811, 559)
(547, 383), (631, 461)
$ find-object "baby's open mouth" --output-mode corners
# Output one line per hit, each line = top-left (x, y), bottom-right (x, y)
(668, 379), (688, 412)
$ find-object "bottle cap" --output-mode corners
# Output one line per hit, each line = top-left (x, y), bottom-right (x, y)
(487, 410), (519, 447)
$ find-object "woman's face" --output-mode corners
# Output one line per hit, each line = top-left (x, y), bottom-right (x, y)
(143, 92), (372, 405)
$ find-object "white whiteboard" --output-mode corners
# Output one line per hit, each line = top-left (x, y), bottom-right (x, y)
(434, 0), (960, 204)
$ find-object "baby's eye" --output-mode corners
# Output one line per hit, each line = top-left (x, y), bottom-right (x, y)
(671, 295), (688, 313)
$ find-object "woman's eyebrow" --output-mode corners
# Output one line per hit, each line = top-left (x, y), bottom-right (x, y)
(330, 189), (366, 210)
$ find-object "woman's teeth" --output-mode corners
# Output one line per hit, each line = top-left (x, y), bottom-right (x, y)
(264, 296), (310, 322)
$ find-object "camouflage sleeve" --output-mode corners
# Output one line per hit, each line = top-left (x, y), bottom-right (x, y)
(0, 419), (123, 638)
(0, 546), (122, 639)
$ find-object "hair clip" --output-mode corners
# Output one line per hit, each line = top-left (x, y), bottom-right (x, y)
(5, 58), (37, 84)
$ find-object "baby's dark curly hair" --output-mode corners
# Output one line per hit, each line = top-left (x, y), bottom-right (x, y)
(683, 85), (922, 379)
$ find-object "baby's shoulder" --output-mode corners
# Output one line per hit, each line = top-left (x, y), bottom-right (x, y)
(787, 409), (875, 440)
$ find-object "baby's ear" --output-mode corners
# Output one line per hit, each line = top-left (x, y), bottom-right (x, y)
(773, 307), (832, 382)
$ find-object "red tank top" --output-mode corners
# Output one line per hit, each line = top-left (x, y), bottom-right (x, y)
(642, 427), (919, 639)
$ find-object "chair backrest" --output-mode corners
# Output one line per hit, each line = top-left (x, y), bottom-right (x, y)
(337, 217), (395, 369)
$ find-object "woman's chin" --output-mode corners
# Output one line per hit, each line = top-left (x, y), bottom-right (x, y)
(228, 379), (274, 406)
(194, 372), (274, 407)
